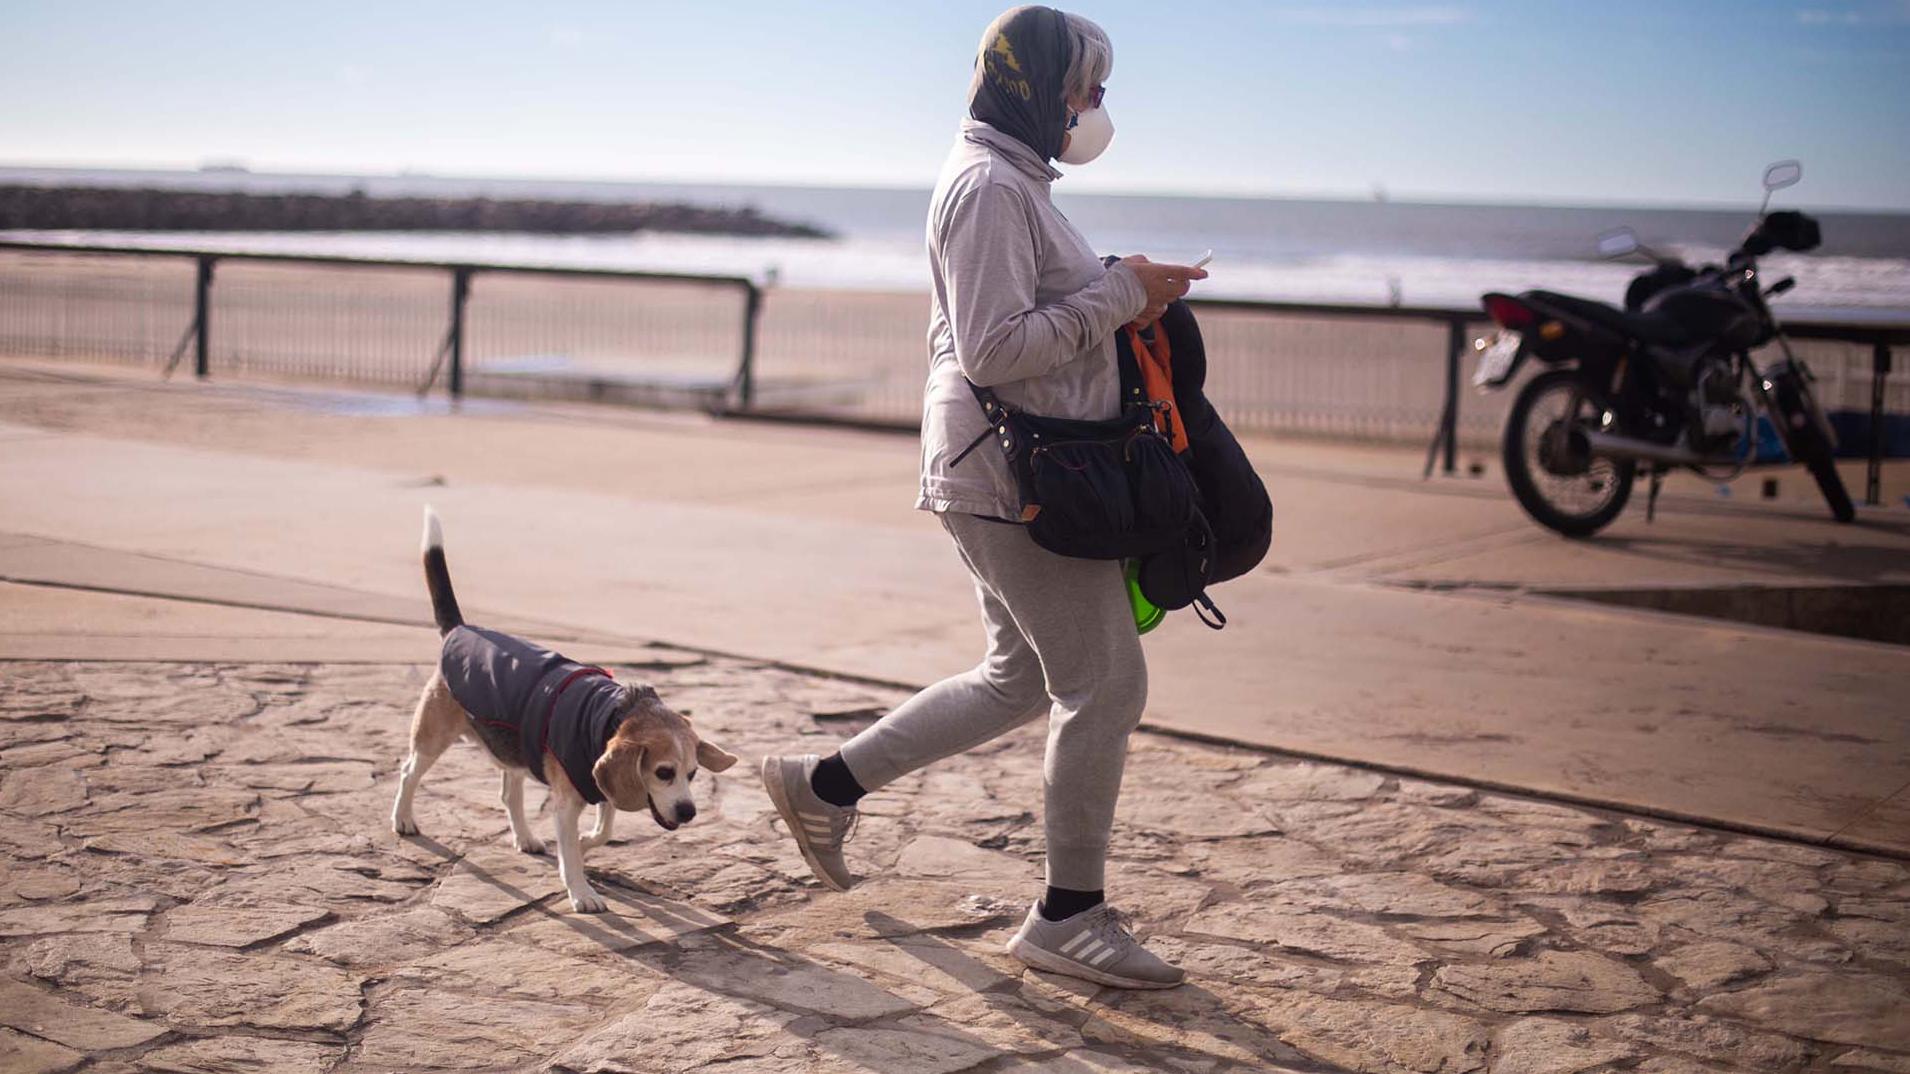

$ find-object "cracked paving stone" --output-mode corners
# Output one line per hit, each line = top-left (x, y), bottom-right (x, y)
(137, 943), (363, 1032)
(0, 977), (167, 1051)
(1081, 983), (1321, 1069)
(1279, 870), (1494, 918)
(1507, 859), (1659, 897)
(163, 900), (332, 948)
(1120, 790), (1281, 840)
(1231, 762), (1388, 801)
(1184, 898), (1432, 965)
(1489, 1017), (1639, 1074)
(2, 863), (85, 904)
(0, 896), (157, 938)
(1145, 935), (1377, 994)
(82, 832), (244, 866)
(1515, 898), (1661, 957)
(135, 1036), (343, 1073)
(668, 942), (920, 1021)
(496, 886), (731, 957)
(347, 987), (599, 1073)
(1826, 915), (1910, 970)
(61, 788), (259, 840)
(550, 981), (804, 1074)
(12, 933), (143, 1000)
(916, 991), (1088, 1054)
(1832, 1050), (1910, 1073)
(1634, 887), (1850, 964)
(285, 906), (475, 968)
(894, 834), (1039, 881)
(995, 1048), (1229, 1074)
(749, 879), (1023, 944)
(1433, 949), (1660, 1014)
(1601, 1013), (1812, 1068)
(429, 845), (566, 923)
(0, 816), (65, 861)
(0, 1027), (84, 1074)
(1232, 991), (1490, 1074)
(1695, 971), (1910, 1051)
(390, 937), (666, 1004)
(211, 761), (375, 796)
(808, 936), (1019, 998)
(1398, 917), (1547, 958)
(1651, 939), (1773, 991)
(811, 1020), (1006, 1074)
(0, 766), (88, 816)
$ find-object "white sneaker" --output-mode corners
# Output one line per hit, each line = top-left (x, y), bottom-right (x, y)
(760, 754), (857, 892)
(1005, 901), (1185, 989)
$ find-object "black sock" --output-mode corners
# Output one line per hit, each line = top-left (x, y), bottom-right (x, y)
(1038, 886), (1104, 921)
(809, 753), (867, 808)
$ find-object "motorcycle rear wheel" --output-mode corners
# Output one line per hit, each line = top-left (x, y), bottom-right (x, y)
(1503, 370), (1636, 538)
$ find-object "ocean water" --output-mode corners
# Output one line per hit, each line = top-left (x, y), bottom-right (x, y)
(5, 165), (1908, 318)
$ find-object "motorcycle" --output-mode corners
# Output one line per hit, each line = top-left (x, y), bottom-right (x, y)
(1472, 161), (1854, 537)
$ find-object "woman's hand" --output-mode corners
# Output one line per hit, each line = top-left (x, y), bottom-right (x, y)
(1119, 255), (1208, 328)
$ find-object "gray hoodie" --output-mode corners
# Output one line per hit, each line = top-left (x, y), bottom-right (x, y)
(916, 120), (1148, 520)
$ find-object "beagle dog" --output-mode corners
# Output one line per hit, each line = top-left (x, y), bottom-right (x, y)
(391, 508), (737, 912)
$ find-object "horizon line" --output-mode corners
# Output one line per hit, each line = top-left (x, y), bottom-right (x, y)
(3, 159), (1908, 217)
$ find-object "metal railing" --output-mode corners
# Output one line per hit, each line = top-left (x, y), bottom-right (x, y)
(2, 239), (1904, 504)
(0, 240), (761, 409)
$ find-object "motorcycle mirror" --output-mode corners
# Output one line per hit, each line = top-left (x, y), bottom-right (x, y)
(1762, 160), (1803, 192)
(1595, 227), (1641, 258)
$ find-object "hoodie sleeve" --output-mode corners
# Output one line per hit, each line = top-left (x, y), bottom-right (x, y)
(938, 182), (1148, 388)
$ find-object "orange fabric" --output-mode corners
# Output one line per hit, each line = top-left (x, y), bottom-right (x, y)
(1126, 325), (1188, 453)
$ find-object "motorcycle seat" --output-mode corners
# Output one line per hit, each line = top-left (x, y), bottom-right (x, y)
(1523, 290), (1693, 347)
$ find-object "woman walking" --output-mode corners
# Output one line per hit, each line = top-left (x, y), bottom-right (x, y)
(761, 6), (1205, 989)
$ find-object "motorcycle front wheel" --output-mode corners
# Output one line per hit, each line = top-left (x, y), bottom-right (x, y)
(1785, 412), (1856, 523)
(1764, 362), (1856, 523)
(1503, 369), (1636, 538)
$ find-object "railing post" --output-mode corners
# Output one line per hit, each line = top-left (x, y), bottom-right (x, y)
(1425, 316), (1464, 478)
(735, 281), (762, 411)
(448, 267), (471, 399)
(193, 256), (215, 379)
(1443, 318), (1463, 474)
(1870, 342), (1891, 507)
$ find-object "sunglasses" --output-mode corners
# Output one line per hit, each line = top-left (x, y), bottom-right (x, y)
(1067, 84), (1106, 130)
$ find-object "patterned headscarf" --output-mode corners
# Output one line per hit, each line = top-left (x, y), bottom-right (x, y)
(967, 6), (1073, 163)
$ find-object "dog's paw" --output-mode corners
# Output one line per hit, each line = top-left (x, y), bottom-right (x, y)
(392, 814), (419, 836)
(569, 888), (608, 914)
(513, 834), (547, 856)
(579, 832), (610, 852)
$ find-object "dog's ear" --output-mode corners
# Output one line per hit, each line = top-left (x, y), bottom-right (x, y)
(695, 739), (739, 773)
(594, 741), (648, 808)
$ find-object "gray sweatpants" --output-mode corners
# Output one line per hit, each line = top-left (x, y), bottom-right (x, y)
(838, 512), (1147, 890)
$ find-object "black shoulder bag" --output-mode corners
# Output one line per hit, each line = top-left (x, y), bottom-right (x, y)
(948, 348), (1204, 564)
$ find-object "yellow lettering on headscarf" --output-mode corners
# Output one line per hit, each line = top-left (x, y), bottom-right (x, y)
(983, 31), (1033, 101)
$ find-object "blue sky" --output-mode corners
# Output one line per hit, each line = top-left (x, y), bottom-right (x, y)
(5, 1), (1907, 209)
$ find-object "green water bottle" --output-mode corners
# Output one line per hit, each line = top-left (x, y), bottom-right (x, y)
(1124, 560), (1164, 635)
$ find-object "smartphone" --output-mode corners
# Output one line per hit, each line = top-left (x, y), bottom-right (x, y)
(1191, 250), (1214, 270)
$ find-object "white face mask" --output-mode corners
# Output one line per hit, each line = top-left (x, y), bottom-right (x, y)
(1058, 104), (1114, 165)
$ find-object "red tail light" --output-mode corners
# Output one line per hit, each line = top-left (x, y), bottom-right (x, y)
(1483, 293), (1537, 330)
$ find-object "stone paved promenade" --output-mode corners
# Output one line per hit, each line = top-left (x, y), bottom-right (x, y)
(3, 655), (1907, 1074)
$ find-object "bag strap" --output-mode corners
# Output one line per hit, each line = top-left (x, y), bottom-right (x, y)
(950, 382), (1009, 469)
(949, 420), (994, 469)
(1192, 593), (1227, 630)
(965, 330), (1149, 423)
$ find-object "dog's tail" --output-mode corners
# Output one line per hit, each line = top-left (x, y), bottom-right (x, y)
(421, 506), (463, 636)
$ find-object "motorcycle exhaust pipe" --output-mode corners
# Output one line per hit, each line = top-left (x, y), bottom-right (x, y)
(1581, 430), (1733, 468)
